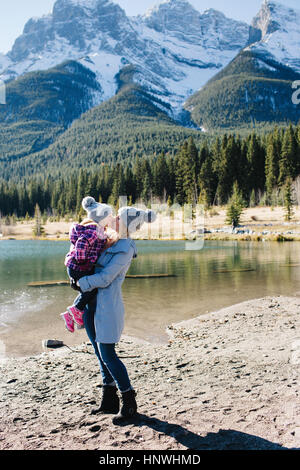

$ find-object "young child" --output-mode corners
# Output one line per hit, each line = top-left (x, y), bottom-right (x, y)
(61, 196), (114, 333)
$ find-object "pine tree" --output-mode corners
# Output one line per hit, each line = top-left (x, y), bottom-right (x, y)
(236, 138), (250, 203)
(198, 152), (216, 209)
(249, 189), (256, 208)
(247, 133), (265, 194)
(265, 133), (279, 205)
(124, 165), (135, 203)
(226, 181), (245, 228)
(33, 203), (45, 237)
(175, 141), (188, 205)
(175, 137), (199, 206)
(284, 177), (295, 221)
(184, 136), (199, 205)
(110, 163), (126, 208)
(153, 152), (169, 200)
(198, 142), (209, 170)
(278, 124), (298, 186)
(141, 171), (152, 205)
(215, 134), (235, 205)
(65, 175), (77, 214)
(133, 156), (144, 201)
(166, 154), (176, 201)
(76, 169), (88, 213)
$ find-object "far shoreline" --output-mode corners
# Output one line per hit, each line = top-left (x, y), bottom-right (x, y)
(2, 206), (300, 242)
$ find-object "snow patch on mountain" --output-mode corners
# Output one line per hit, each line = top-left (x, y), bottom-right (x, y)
(0, 54), (12, 76)
(0, 0), (251, 120)
(79, 52), (123, 102)
(66, 0), (103, 8)
(246, 0), (300, 72)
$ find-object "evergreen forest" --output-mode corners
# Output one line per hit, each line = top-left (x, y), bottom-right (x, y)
(1, 122), (300, 218)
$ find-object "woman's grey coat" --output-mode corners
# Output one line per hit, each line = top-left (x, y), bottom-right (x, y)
(78, 238), (137, 344)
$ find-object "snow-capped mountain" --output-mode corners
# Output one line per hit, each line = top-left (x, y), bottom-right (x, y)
(185, 0), (300, 131)
(246, 0), (300, 73)
(0, 0), (250, 119)
(1, 0), (300, 131)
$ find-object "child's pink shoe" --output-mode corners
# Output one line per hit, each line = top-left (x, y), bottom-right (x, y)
(67, 305), (84, 328)
(61, 311), (75, 333)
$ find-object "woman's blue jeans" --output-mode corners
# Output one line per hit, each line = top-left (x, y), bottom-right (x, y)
(83, 298), (131, 393)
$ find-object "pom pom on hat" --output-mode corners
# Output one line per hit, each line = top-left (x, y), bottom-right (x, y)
(82, 196), (97, 211)
(82, 196), (112, 224)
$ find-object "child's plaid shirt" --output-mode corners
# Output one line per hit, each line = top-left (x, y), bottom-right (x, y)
(65, 222), (107, 272)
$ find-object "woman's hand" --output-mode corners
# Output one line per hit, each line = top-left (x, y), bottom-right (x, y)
(71, 280), (82, 292)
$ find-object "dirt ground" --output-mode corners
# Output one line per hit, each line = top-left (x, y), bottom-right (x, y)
(0, 295), (299, 451)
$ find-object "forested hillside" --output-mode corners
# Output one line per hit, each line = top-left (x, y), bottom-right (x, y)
(1, 123), (300, 218)
(0, 78), (204, 181)
(0, 61), (102, 162)
(186, 52), (300, 131)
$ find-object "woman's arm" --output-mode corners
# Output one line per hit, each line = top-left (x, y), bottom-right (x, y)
(78, 246), (134, 292)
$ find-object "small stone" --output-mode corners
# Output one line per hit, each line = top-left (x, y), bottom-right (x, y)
(90, 425), (101, 433)
(7, 378), (17, 384)
(13, 417), (23, 423)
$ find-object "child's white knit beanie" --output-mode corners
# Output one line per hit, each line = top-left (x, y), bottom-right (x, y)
(82, 196), (112, 224)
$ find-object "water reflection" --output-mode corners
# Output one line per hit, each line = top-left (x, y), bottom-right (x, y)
(1, 240), (300, 356)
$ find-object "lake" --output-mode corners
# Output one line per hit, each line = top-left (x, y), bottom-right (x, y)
(1, 239), (300, 358)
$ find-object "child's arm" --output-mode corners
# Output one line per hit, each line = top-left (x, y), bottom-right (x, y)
(73, 235), (92, 264)
(69, 223), (78, 244)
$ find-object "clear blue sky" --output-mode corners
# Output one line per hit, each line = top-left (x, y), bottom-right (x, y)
(0, 0), (299, 53)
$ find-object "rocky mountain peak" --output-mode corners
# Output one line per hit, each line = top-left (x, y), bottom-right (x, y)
(246, 0), (300, 73)
(142, 0), (249, 50)
(252, 0), (281, 37)
(252, 0), (300, 38)
(8, 0), (130, 63)
(142, 0), (199, 33)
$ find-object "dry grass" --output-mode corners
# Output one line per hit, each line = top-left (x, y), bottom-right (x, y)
(1, 206), (300, 242)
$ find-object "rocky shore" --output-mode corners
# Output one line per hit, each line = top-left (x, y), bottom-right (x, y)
(0, 295), (299, 451)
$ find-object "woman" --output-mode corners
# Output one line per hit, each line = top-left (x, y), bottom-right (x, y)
(78, 205), (156, 423)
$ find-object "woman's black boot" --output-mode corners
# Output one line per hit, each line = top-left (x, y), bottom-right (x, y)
(112, 389), (137, 424)
(91, 385), (120, 415)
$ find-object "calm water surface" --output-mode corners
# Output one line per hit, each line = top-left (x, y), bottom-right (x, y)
(1, 239), (300, 357)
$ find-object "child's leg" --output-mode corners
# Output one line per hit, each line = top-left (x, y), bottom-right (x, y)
(73, 289), (98, 312)
(67, 267), (94, 311)
(67, 267), (97, 327)
(61, 268), (90, 331)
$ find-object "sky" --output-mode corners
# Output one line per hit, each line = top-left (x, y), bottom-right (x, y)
(0, 0), (299, 54)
